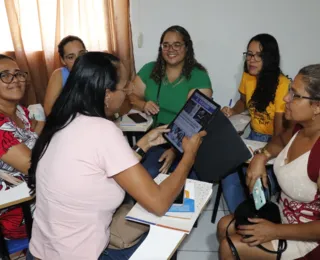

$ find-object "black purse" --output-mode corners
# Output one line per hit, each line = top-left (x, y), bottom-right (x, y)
(226, 196), (287, 260)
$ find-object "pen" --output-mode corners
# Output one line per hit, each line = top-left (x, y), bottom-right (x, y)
(229, 99), (232, 107)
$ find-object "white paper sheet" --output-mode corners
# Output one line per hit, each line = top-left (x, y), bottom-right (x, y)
(129, 225), (185, 260)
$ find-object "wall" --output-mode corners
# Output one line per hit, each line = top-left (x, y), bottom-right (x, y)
(130, 0), (320, 106)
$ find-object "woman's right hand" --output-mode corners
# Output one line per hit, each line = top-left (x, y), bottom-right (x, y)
(182, 131), (207, 159)
(221, 106), (235, 118)
(246, 154), (269, 192)
(143, 101), (159, 115)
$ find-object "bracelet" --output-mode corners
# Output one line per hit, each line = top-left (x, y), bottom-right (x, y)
(142, 101), (147, 111)
(133, 145), (146, 158)
(253, 146), (272, 159)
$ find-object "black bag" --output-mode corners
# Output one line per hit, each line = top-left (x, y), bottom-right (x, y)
(194, 110), (251, 182)
(226, 197), (287, 260)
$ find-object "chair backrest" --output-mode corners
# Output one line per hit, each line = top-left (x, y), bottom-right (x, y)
(194, 110), (251, 182)
(5, 238), (29, 254)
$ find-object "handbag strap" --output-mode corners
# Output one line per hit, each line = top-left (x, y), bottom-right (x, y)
(226, 218), (241, 260)
(225, 217), (287, 260)
(153, 81), (162, 127)
(256, 239), (287, 260)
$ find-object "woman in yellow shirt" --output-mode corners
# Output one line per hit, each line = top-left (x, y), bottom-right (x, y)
(221, 33), (290, 212)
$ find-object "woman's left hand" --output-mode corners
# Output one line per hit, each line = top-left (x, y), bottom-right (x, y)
(237, 218), (278, 246)
(159, 148), (176, 174)
(146, 125), (170, 147)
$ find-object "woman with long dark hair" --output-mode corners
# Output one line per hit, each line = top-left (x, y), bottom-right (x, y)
(221, 34), (290, 212)
(130, 25), (212, 178)
(27, 52), (205, 260)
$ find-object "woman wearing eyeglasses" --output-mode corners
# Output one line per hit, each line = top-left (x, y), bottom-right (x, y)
(218, 64), (320, 260)
(221, 34), (291, 213)
(129, 25), (212, 178)
(0, 54), (45, 240)
(43, 35), (87, 116)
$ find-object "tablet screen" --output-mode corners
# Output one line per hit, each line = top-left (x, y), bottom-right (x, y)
(164, 90), (220, 153)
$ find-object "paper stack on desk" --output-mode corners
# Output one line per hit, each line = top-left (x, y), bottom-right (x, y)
(229, 114), (251, 133)
(116, 109), (153, 132)
(126, 174), (212, 233)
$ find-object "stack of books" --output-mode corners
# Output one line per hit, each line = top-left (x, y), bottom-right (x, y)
(165, 182), (195, 219)
(125, 174), (213, 233)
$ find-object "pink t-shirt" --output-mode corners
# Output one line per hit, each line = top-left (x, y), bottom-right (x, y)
(29, 115), (138, 259)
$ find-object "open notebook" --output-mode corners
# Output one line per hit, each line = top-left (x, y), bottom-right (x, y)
(126, 174), (213, 233)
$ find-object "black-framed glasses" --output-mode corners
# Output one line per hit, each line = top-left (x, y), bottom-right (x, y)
(0, 71), (28, 84)
(161, 42), (185, 51)
(243, 52), (262, 62)
(288, 87), (320, 102)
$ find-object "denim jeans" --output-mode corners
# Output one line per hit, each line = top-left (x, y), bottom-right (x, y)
(221, 130), (278, 213)
(26, 232), (147, 260)
(142, 145), (198, 180)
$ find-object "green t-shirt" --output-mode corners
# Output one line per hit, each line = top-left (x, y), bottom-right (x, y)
(138, 62), (212, 125)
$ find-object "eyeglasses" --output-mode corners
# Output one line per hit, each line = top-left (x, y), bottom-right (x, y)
(243, 52), (262, 62)
(161, 42), (185, 51)
(64, 50), (88, 62)
(0, 71), (28, 84)
(287, 87), (320, 102)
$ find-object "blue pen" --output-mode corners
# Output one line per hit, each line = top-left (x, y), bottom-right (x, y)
(229, 99), (232, 107)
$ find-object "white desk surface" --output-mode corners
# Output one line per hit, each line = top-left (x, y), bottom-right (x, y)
(116, 110), (153, 132)
(242, 138), (275, 165)
(130, 225), (186, 260)
(0, 182), (33, 209)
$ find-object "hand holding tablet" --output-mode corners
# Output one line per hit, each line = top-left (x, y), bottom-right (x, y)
(163, 90), (220, 153)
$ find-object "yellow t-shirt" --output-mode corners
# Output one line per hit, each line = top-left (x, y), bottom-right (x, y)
(238, 72), (290, 135)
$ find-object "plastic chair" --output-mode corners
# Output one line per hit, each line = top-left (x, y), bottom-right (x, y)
(5, 238), (29, 255)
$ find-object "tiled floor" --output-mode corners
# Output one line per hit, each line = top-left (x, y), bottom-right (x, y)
(177, 184), (229, 260)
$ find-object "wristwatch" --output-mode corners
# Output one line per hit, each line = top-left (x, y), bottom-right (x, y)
(253, 146), (272, 159)
(133, 145), (146, 158)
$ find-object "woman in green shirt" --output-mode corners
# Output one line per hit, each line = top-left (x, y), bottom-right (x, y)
(130, 25), (212, 178)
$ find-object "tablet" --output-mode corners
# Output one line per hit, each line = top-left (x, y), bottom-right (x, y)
(164, 89), (220, 153)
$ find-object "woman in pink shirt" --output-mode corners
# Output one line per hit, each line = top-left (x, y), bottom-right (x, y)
(26, 52), (205, 260)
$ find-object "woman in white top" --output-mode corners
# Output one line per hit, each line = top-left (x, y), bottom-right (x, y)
(218, 64), (320, 260)
(27, 52), (205, 260)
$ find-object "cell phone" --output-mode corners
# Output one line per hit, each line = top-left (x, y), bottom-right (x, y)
(127, 113), (148, 123)
(173, 186), (185, 205)
(252, 178), (266, 210)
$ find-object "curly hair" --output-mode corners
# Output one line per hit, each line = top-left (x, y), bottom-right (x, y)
(150, 25), (206, 84)
(245, 34), (283, 113)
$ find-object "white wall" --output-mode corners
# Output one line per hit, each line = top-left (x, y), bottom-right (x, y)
(130, 0), (320, 106)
